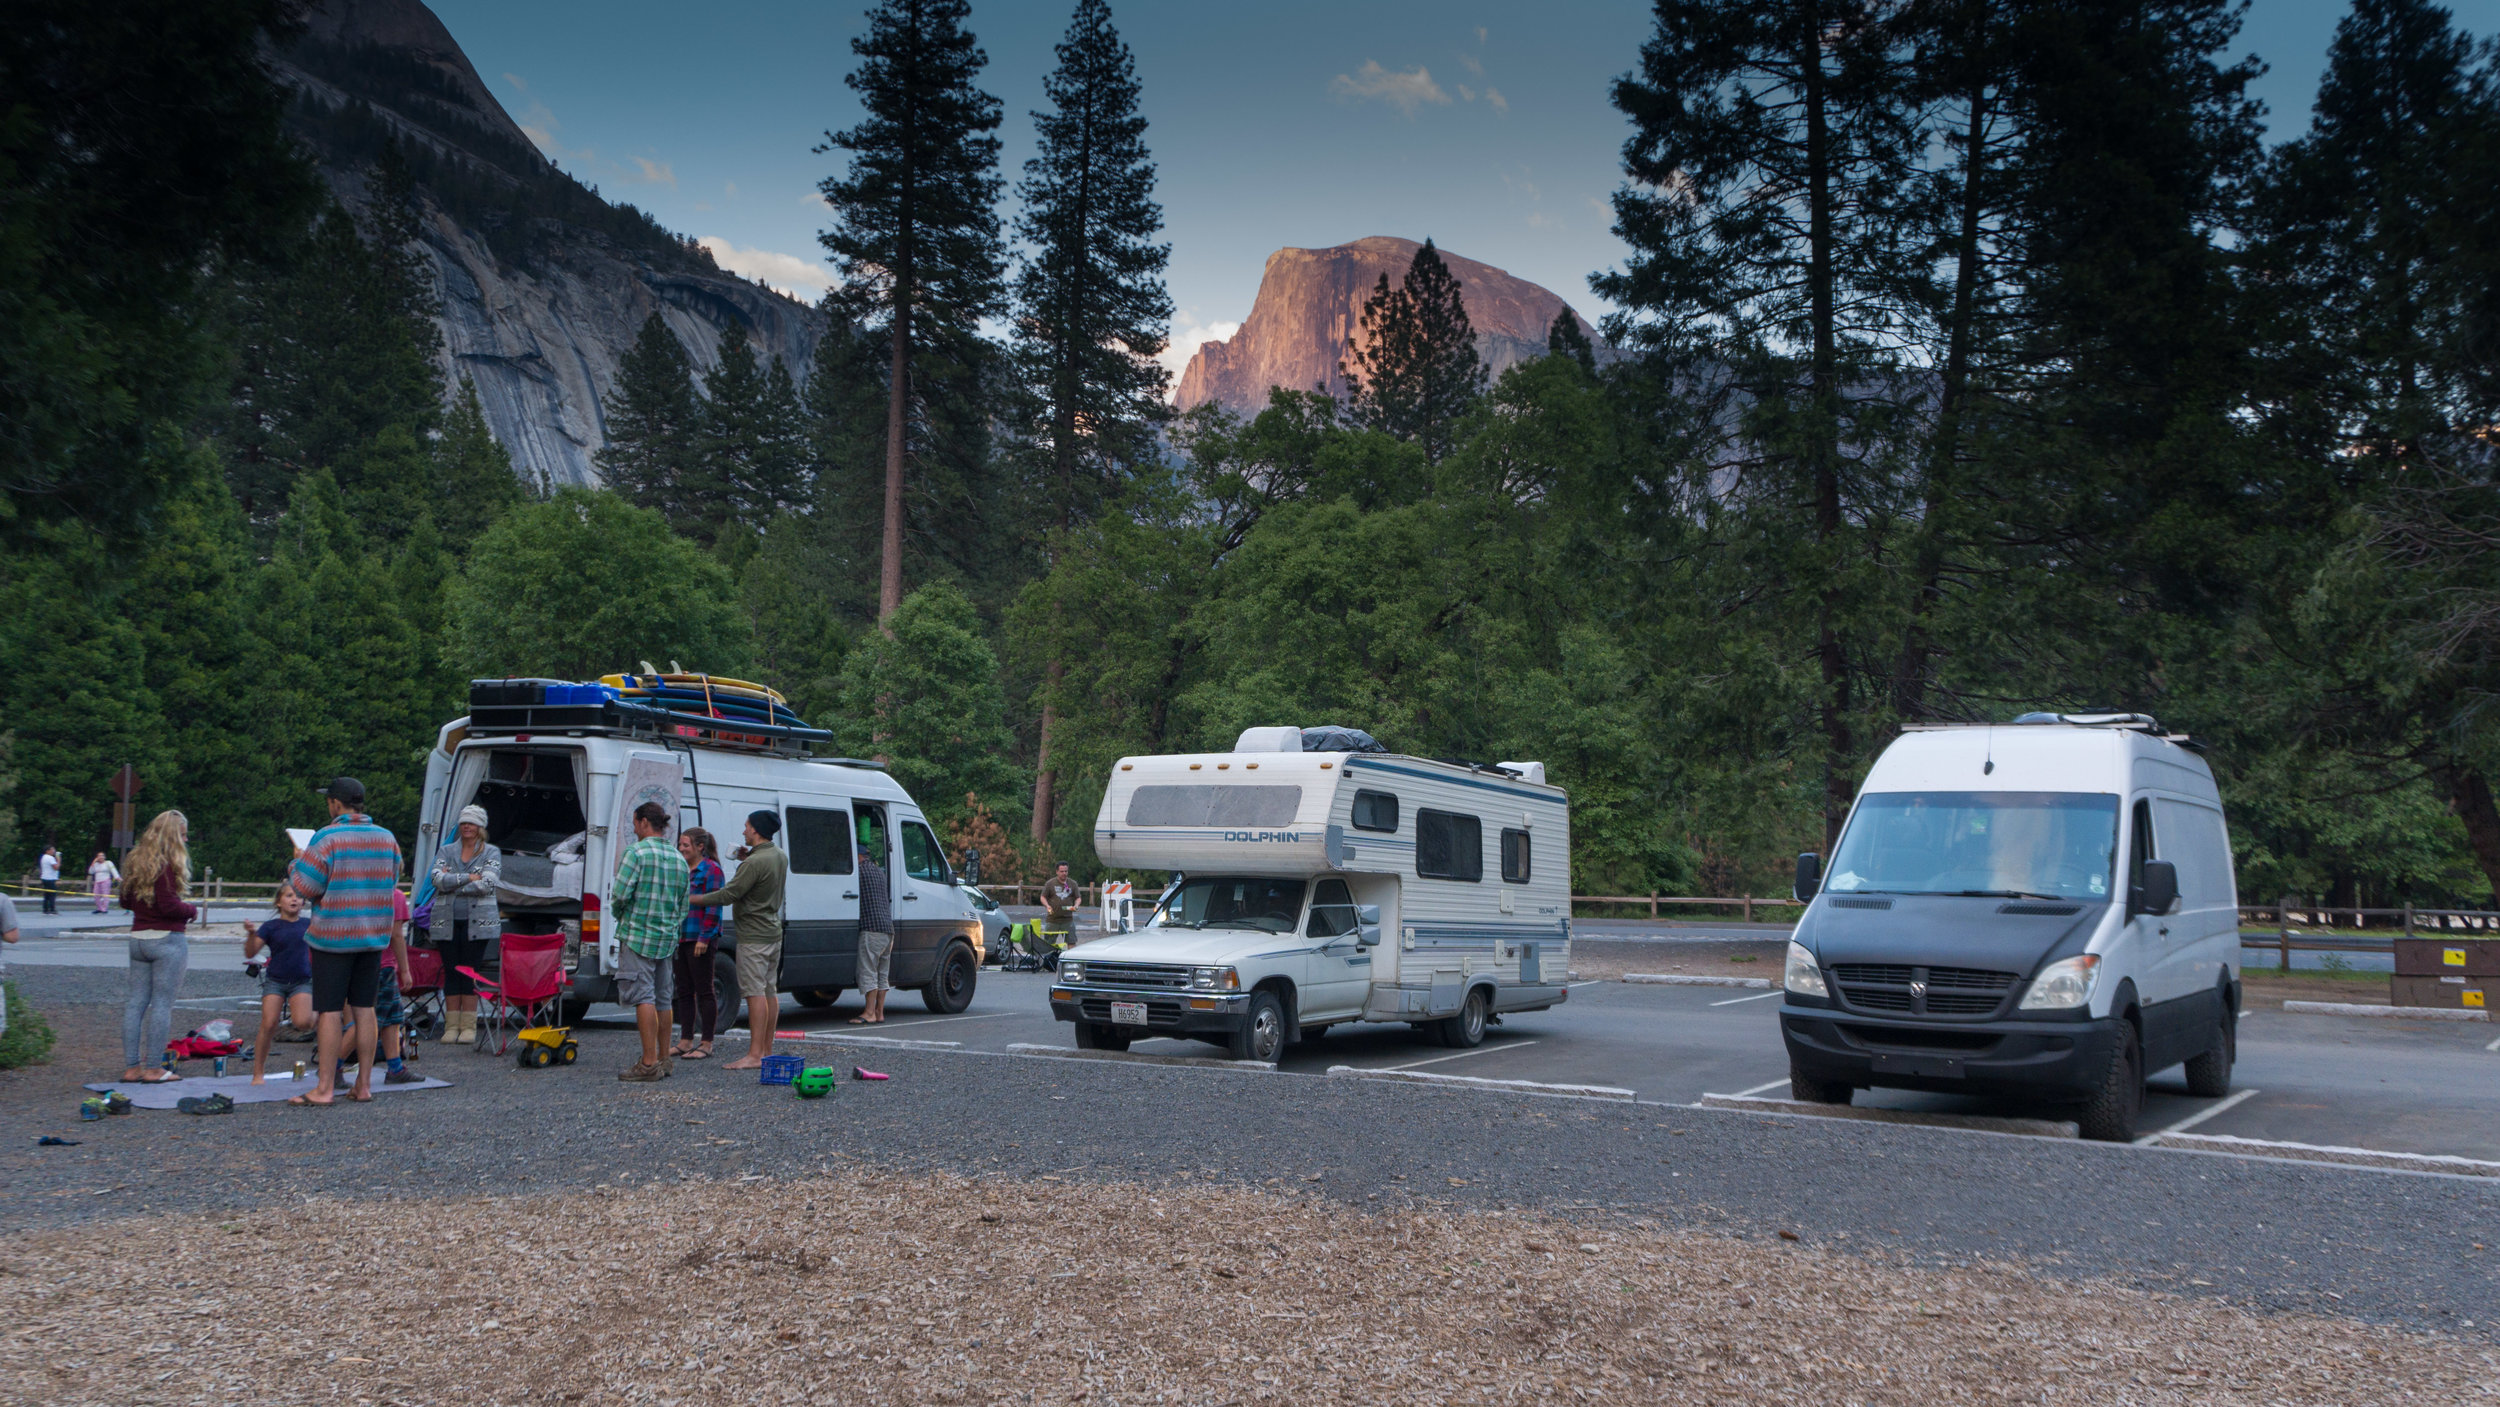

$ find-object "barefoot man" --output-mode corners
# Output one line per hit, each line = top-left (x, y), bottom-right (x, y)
(285, 778), (403, 1106)
(689, 810), (787, 1072)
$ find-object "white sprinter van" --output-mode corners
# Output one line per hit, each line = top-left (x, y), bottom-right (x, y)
(1052, 726), (1573, 1062)
(412, 683), (986, 1017)
(1778, 713), (2240, 1141)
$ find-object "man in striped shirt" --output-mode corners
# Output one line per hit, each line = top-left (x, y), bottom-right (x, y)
(286, 777), (404, 1106)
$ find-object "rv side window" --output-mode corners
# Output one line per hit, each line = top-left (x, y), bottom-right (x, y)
(1501, 828), (1531, 884)
(786, 807), (854, 875)
(1415, 809), (1483, 882)
(901, 821), (950, 883)
(1351, 790), (1399, 832)
(1306, 878), (1359, 937)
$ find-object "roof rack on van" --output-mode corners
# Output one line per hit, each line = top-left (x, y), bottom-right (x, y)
(465, 696), (834, 757)
(805, 756), (890, 772)
(1900, 713), (2203, 750)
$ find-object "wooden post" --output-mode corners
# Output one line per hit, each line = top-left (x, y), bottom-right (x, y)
(2278, 894), (2292, 974)
(1743, 894), (1754, 924)
(2403, 903), (2414, 938)
(1649, 892), (1659, 919)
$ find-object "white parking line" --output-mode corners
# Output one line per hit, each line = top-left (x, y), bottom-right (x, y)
(1378, 1039), (1543, 1072)
(2136, 1088), (2261, 1144)
(868, 1012), (1014, 1028)
(1708, 990), (1783, 1007)
(2487, 1032), (2499, 1053)
(1728, 1077), (1792, 1098)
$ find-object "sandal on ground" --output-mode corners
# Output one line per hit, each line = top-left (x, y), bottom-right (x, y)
(684, 1043), (712, 1060)
(286, 1093), (334, 1107)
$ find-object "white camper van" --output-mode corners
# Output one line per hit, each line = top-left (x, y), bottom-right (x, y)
(1779, 713), (2240, 1141)
(1052, 726), (1572, 1062)
(413, 683), (985, 1016)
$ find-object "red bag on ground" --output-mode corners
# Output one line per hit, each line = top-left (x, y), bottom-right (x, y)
(166, 1037), (244, 1060)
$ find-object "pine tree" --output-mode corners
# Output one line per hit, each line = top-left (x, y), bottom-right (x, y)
(597, 312), (700, 519)
(433, 376), (524, 545)
(1546, 309), (1598, 375)
(1341, 240), (1486, 464)
(695, 325), (770, 544)
(1012, 0), (1172, 845)
(817, 0), (1008, 621)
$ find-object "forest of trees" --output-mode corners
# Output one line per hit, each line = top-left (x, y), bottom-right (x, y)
(2, 0), (2496, 915)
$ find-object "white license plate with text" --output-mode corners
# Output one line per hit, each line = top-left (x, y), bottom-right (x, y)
(1109, 1002), (1149, 1026)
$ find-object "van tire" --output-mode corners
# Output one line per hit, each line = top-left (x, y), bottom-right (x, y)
(922, 943), (978, 1014)
(2182, 1000), (2235, 1098)
(793, 988), (840, 1009)
(1436, 989), (1489, 1049)
(2077, 1020), (2144, 1143)
(1790, 1066), (1852, 1105)
(1230, 992), (1288, 1063)
(1074, 1022), (1131, 1052)
(713, 952), (743, 1024)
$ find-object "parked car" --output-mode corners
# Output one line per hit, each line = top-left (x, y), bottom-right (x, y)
(1052, 724), (1570, 1062)
(960, 883), (1009, 961)
(1779, 712), (2240, 1141)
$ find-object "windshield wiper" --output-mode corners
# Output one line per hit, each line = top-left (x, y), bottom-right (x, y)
(1946, 889), (2064, 901)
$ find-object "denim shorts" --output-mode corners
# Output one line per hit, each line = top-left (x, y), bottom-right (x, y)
(261, 974), (313, 1002)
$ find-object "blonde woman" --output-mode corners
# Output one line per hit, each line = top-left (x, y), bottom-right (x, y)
(119, 810), (198, 1083)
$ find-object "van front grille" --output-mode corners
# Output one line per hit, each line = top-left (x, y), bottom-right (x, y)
(1831, 964), (2020, 1020)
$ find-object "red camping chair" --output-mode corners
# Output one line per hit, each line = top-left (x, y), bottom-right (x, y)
(459, 931), (568, 1056)
(399, 944), (446, 1054)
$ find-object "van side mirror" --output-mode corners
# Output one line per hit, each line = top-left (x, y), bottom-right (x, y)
(1794, 852), (1822, 902)
(2133, 860), (2178, 917)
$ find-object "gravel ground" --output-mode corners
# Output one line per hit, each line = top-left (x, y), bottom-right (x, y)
(2, 1174), (2493, 1406)
(3, 969), (2494, 1357)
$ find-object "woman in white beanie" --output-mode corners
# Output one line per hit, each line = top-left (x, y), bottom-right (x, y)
(428, 804), (501, 1045)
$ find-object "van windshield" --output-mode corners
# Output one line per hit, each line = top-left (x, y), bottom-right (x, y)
(1149, 877), (1308, 933)
(1827, 792), (2120, 901)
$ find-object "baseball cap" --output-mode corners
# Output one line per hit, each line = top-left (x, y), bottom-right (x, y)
(319, 776), (367, 804)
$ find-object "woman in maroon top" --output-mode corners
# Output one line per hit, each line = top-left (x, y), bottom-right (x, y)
(119, 810), (198, 1082)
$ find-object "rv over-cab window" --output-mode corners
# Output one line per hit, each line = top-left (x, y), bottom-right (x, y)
(1501, 828), (1531, 884)
(1415, 809), (1483, 882)
(786, 807), (853, 875)
(1351, 789), (1399, 832)
(1126, 784), (1303, 828)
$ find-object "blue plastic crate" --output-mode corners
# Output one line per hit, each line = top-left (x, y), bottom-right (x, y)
(758, 1053), (805, 1086)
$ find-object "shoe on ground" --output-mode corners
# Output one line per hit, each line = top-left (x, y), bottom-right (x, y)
(104, 1093), (133, 1116)
(617, 1061), (662, 1083)
(384, 1067), (423, 1085)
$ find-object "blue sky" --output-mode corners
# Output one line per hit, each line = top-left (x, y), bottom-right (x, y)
(429, 0), (2492, 381)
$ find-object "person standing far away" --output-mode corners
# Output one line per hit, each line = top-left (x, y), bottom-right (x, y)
(118, 810), (196, 1083)
(285, 778), (403, 1106)
(1041, 861), (1080, 956)
(688, 810), (787, 1072)
(672, 827), (725, 1060)
(427, 804), (500, 1048)
(88, 851), (119, 914)
(609, 801), (689, 1081)
(246, 889), (315, 1084)
(38, 843), (60, 915)
(851, 841), (893, 1025)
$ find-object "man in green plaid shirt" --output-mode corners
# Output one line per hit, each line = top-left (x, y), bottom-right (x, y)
(611, 800), (690, 1081)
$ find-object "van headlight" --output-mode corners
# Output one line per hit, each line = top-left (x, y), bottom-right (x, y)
(1059, 962), (1084, 985)
(2018, 954), (2101, 1010)
(1782, 942), (1828, 998)
(1191, 966), (1239, 992)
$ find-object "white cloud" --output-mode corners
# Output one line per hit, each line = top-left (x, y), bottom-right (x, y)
(503, 72), (529, 92)
(725, 180), (738, 198)
(698, 237), (832, 299)
(624, 156), (676, 186)
(1485, 87), (1509, 115)
(1458, 84), (1476, 102)
(1156, 313), (1242, 395)
(1329, 61), (1451, 117)
(1457, 52), (1484, 77)
(1476, 26), (1489, 44)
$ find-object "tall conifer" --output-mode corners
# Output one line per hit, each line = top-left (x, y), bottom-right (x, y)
(818, 0), (1007, 621)
(1341, 240), (1486, 465)
(597, 312), (699, 518)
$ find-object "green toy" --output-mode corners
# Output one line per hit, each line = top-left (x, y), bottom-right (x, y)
(791, 1065), (836, 1099)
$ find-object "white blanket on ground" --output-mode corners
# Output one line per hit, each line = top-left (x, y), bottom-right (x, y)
(84, 1070), (451, 1109)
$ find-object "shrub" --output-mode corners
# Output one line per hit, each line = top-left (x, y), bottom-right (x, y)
(0, 981), (56, 1069)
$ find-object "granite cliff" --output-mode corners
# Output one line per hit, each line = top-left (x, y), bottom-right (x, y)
(268, 0), (824, 489)
(1175, 237), (1604, 415)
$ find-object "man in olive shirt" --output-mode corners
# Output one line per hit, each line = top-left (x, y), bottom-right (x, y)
(688, 810), (788, 1071)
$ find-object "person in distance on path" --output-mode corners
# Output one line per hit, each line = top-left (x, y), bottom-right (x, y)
(1041, 860), (1079, 959)
(285, 778), (402, 1106)
(610, 801), (689, 1082)
(88, 851), (119, 913)
(38, 843), (60, 915)
(689, 810), (787, 1072)
(851, 841), (892, 1025)
(0, 887), (20, 1043)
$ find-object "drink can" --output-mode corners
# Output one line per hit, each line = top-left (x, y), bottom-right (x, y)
(292, 1059), (305, 1081)
(214, 1056), (227, 1078)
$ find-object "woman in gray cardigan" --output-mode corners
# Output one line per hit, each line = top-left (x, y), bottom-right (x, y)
(429, 805), (501, 1046)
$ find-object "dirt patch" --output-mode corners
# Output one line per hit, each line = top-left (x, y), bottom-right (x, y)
(1571, 938), (1782, 984)
(2241, 968), (2400, 1007)
(3, 1173), (2489, 1406)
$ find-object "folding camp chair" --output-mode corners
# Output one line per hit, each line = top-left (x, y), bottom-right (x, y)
(399, 944), (446, 1051)
(459, 931), (568, 1057)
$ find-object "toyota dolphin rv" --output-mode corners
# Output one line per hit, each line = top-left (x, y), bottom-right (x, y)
(1050, 726), (1572, 1062)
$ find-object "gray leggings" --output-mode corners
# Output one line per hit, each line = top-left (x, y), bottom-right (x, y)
(124, 932), (191, 1067)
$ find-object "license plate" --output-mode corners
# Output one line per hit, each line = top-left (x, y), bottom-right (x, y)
(1109, 1002), (1150, 1027)
(1872, 1052), (1965, 1079)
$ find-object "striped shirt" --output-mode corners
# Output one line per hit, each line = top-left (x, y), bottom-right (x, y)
(289, 813), (405, 953)
(611, 836), (690, 960)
